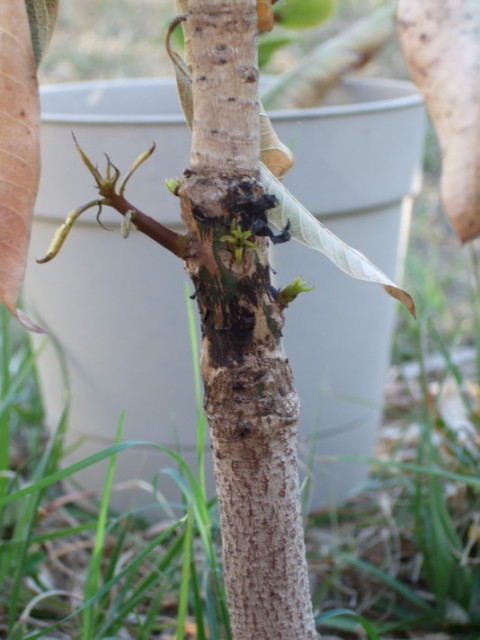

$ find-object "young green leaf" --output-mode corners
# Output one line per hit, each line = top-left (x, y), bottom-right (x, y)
(0, 1), (43, 332)
(274, 0), (336, 31)
(258, 30), (297, 68)
(397, 0), (480, 243)
(261, 165), (416, 317)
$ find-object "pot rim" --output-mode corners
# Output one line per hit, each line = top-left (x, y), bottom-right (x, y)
(40, 75), (423, 125)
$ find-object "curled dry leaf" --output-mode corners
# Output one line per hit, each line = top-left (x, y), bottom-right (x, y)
(397, 0), (480, 243)
(259, 105), (295, 178)
(0, 0), (43, 331)
(256, 0), (275, 33)
(261, 166), (416, 317)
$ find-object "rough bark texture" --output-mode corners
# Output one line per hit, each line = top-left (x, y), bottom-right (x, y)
(179, 1), (317, 638)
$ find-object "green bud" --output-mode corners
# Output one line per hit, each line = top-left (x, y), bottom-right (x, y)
(165, 176), (182, 195)
(278, 277), (314, 307)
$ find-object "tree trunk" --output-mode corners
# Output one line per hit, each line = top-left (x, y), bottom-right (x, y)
(178, 1), (317, 638)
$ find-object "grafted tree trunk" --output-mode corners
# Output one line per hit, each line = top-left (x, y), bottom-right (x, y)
(178, 1), (317, 638)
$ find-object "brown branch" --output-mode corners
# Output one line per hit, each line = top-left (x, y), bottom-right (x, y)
(107, 192), (192, 259)
(70, 136), (191, 260)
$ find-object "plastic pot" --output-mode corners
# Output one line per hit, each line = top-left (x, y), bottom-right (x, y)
(24, 76), (425, 513)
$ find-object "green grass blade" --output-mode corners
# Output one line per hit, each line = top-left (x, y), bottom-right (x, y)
(429, 320), (472, 411)
(95, 450), (221, 639)
(137, 581), (172, 640)
(22, 519), (185, 640)
(0, 441), (157, 509)
(185, 284), (208, 497)
(7, 404), (69, 632)
(315, 608), (381, 640)
(330, 454), (480, 489)
(3, 427), (219, 639)
(203, 568), (221, 640)
(190, 555), (207, 640)
(0, 307), (11, 500)
(99, 530), (186, 637)
(467, 244), (480, 385)
(161, 467), (214, 563)
(176, 504), (194, 640)
(99, 515), (132, 618)
(344, 556), (435, 614)
(161, 466), (231, 639)
(82, 411), (126, 638)
(0, 522), (98, 552)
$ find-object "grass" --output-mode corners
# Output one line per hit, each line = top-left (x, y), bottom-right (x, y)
(0, 300), (234, 640)
(304, 249), (480, 638)
(4, 0), (480, 638)
(3, 238), (480, 639)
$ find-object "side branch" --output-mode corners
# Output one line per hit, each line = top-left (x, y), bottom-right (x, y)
(78, 136), (191, 258)
(37, 140), (192, 263)
(107, 193), (191, 259)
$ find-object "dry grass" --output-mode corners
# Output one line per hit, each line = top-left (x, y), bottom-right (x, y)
(39, 0), (176, 84)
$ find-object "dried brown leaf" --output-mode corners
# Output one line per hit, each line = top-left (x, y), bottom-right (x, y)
(397, 0), (480, 243)
(259, 105), (295, 178)
(0, 0), (42, 331)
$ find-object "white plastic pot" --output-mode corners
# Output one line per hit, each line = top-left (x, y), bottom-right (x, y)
(24, 77), (424, 513)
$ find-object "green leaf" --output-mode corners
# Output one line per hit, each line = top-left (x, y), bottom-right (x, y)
(344, 556), (435, 614)
(24, 0), (59, 65)
(315, 608), (381, 640)
(82, 413), (126, 639)
(274, 0), (336, 30)
(258, 30), (298, 67)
